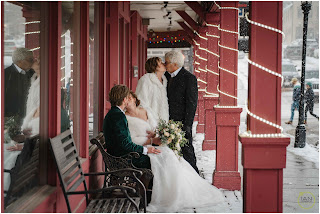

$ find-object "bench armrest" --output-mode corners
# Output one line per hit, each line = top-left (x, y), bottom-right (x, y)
(84, 168), (143, 177)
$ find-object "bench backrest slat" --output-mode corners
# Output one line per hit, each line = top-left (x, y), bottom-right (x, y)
(50, 129), (88, 212)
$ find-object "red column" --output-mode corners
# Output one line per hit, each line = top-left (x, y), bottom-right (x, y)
(79, 1), (89, 158)
(196, 27), (207, 134)
(239, 2), (290, 212)
(203, 13), (220, 150)
(108, 2), (120, 88)
(213, 1), (242, 190)
(193, 39), (199, 122)
(96, 2), (107, 131)
(131, 11), (144, 91)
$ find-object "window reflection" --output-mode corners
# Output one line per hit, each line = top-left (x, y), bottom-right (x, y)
(61, 2), (73, 133)
(3, 1), (40, 208)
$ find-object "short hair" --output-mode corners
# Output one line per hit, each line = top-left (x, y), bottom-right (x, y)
(165, 51), (184, 67)
(145, 57), (161, 73)
(109, 85), (130, 107)
(291, 77), (298, 84)
(12, 48), (34, 64)
(129, 91), (141, 107)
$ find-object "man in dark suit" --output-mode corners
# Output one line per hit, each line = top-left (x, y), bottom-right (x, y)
(164, 51), (199, 174)
(5, 48), (35, 125)
(103, 85), (160, 169)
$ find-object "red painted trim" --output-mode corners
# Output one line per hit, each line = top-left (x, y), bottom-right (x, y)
(46, 1), (61, 185)
(97, 2), (107, 131)
(177, 22), (194, 38)
(109, 2), (120, 86)
(248, 2), (283, 134)
(184, 1), (207, 23)
(1, 2), (4, 212)
(79, 2), (89, 158)
(219, 1), (238, 106)
(176, 10), (199, 31)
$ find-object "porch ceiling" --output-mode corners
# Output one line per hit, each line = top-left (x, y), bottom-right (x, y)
(130, 1), (198, 32)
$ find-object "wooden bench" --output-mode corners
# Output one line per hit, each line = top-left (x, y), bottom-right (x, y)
(4, 135), (40, 208)
(50, 129), (144, 213)
(90, 133), (153, 212)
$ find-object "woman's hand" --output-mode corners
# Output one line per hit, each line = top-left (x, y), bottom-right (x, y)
(146, 130), (156, 139)
(7, 143), (24, 151)
(147, 146), (161, 154)
(152, 137), (162, 146)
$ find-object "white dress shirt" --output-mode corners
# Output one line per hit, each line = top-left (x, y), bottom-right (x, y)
(117, 106), (148, 155)
(14, 64), (26, 75)
(170, 67), (182, 77)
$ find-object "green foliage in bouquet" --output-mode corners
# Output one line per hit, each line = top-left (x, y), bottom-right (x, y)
(156, 119), (188, 157)
(4, 116), (22, 139)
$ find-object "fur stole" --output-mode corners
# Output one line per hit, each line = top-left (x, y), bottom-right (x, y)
(126, 107), (158, 146)
(135, 73), (169, 122)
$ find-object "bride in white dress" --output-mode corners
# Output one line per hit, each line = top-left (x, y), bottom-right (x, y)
(4, 59), (40, 192)
(125, 91), (228, 213)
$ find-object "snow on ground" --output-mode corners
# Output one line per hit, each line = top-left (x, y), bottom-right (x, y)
(286, 133), (319, 169)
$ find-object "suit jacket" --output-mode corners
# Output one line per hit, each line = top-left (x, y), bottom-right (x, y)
(165, 68), (198, 134)
(4, 64), (34, 124)
(103, 106), (144, 157)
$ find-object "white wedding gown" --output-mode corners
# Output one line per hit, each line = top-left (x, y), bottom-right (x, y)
(126, 108), (228, 213)
(4, 74), (40, 193)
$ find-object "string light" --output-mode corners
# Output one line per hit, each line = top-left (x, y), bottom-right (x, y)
(23, 21), (40, 25)
(217, 84), (238, 100)
(192, 39), (200, 46)
(218, 41), (239, 52)
(206, 23), (219, 28)
(198, 67), (207, 73)
(245, 100), (283, 132)
(194, 31), (208, 40)
(204, 87), (218, 96)
(214, 104), (241, 108)
(194, 61), (200, 65)
(218, 61), (238, 76)
(246, 56), (284, 85)
(197, 78), (207, 84)
(206, 66), (219, 76)
(199, 46), (220, 58)
(24, 31), (40, 35)
(195, 51), (208, 61)
(194, 69), (200, 73)
(206, 32), (220, 38)
(242, 131), (285, 138)
(245, 12), (285, 38)
(30, 47), (40, 51)
(214, 1), (240, 11)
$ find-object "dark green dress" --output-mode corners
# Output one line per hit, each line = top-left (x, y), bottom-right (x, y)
(103, 106), (151, 169)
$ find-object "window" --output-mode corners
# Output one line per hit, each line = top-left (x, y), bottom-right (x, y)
(3, 1), (41, 208)
(89, 2), (95, 139)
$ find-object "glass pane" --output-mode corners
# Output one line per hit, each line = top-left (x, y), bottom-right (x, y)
(89, 2), (95, 139)
(61, 2), (73, 134)
(3, 1), (41, 208)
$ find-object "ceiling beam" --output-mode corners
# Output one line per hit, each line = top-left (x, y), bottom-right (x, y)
(175, 10), (199, 32)
(184, 1), (207, 23)
(177, 21), (195, 39)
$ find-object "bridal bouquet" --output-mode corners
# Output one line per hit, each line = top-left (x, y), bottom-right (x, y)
(156, 119), (188, 157)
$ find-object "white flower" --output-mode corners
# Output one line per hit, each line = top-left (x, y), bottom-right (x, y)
(167, 137), (172, 144)
(174, 150), (178, 156)
(176, 142), (181, 151)
(164, 131), (170, 137)
(170, 124), (175, 129)
(171, 134), (175, 139)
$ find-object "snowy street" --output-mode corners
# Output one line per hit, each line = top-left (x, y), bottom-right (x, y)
(191, 55), (319, 213)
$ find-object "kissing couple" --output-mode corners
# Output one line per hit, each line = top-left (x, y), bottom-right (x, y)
(103, 51), (227, 212)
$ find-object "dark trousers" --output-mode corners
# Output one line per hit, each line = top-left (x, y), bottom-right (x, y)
(305, 104), (319, 121)
(181, 138), (199, 174)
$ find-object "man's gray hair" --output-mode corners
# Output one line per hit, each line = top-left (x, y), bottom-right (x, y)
(12, 48), (34, 64)
(165, 51), (184, 67)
